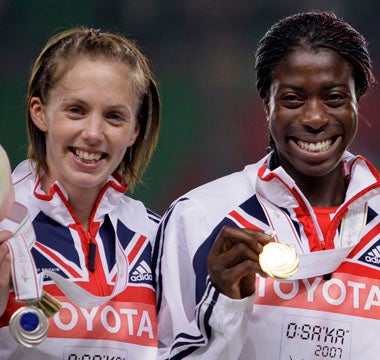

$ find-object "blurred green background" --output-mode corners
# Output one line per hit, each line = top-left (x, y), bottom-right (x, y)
(1, 0), (379, 214)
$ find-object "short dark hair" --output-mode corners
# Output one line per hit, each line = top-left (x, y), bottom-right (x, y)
(255, 11), (374, 99)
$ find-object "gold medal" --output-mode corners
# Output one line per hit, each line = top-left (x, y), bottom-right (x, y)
(259, 242), (299, 279)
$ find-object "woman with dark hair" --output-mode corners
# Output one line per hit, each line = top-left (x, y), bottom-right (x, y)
(154, 11), (380, 359)
(0, 28), (161, 359)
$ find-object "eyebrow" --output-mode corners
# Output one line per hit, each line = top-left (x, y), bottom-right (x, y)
(323, 82), (349, 90)
(279, 82), (349, 92)
(61, 97), (132, 110)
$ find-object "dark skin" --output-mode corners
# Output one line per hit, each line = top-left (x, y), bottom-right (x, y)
(207, 47), (359, 299)
(265, 48), (358, 207)
(276, 154), (347, 207)
(207, 227), (272, 299)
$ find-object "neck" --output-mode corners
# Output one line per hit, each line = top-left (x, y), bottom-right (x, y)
(293, 170), (347, 207)
(68, 192), (97, 231)
(273, 153), (348, 208)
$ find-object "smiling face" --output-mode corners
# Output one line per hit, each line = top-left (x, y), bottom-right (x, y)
(29, 57), (140, 198)
(264, 47), (358, 182)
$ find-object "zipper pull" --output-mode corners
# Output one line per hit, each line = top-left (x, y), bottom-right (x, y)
(88, 242), (96, 272)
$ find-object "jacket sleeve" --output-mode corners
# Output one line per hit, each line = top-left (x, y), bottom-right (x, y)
(153, 198), (254, 359)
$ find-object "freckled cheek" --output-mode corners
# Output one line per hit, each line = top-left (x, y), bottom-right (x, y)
(44, 128), (72, 156)
(46, 129), (68, 145)
(113, 141), (130, 159)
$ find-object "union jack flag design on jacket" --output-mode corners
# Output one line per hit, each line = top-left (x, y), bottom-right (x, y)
(154, 151), (380, 360)
(0, 160), (159, 360)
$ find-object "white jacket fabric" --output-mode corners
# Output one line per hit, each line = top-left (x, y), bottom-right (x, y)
(0, 160), (160, 360)
(154, 151), (380, 359)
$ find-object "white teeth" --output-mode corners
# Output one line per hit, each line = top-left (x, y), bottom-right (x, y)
(297, 139), (332, 152)
(75, 149), (102, 162)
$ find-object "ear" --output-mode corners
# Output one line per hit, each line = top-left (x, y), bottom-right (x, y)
(29, 97), (48, 131)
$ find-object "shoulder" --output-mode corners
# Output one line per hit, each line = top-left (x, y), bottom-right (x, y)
(12, 160), (35, 187)
(163, 161), (264, 234)
(186, 161), (261, 208)
(344, 153), (380, 199)
(12, 160), (37, 206)
(116, 194), (161, 239)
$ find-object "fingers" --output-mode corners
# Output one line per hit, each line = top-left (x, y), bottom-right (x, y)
(0, 231), (12, 263)
(212, 226), (272, 256)
(0, 231), (13, 289)
(207, 225), (273, 299)
(209, 241), (260, 272)
(210, 226), (272, 268)
(0, 246), (11, 285)
(209, 257), (262, 285)
(0, 230), (13, 243)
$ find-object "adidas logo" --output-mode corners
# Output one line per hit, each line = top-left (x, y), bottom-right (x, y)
(130, 260), (153, 282)
(361, 243), (380, 265)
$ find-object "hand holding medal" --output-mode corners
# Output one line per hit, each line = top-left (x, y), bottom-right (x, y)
(208, 226), (274, 299)
(0, 145), (61, 347)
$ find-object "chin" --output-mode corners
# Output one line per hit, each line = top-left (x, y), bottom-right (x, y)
(301, 165), (340, 179)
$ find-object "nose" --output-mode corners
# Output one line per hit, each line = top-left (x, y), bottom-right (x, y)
(300, 99), (329, 131)
(82, 114), (105, 144)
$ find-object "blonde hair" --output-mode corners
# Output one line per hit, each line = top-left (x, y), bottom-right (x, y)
(27, 28), (161, 190)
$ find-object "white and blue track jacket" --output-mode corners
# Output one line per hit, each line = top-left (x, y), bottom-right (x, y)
(0, 160), (160, 360)
(154, 151), (380, 360)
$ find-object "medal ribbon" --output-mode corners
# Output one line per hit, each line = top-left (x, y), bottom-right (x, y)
(256, 194), (366, 280)
(4, 202), (40, 301)
(4, 202), (129, 307)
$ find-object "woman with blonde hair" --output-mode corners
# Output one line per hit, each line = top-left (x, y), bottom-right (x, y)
(0, 27), (161, 359)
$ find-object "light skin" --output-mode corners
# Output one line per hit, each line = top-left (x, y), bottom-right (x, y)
(29, 57), (140, 229)
(0, 230), (12, 316)
(0, 57), (141, 316)
(208, 47), (359, 299)
(0, 147), (15, 316)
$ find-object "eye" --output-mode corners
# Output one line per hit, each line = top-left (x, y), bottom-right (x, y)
(67, 106), (84, 117)
(280, 93), (304, 108)
(107, 112), (125, 124)
(324, 92), (347, 107)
